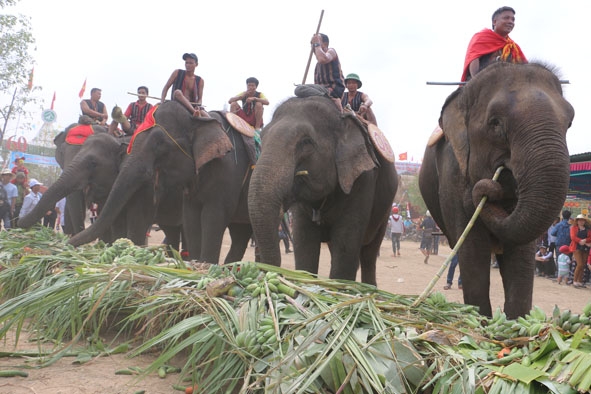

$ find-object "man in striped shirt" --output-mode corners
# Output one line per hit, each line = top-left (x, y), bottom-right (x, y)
(311, 33), (345, 112)
(109, 86), (153, 136)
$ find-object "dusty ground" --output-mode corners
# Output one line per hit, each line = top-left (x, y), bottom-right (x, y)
(1, 231), (589, 393)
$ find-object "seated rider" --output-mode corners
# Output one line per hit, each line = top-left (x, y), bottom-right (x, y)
(80, 88), (108, 125)
(341, 73), (377, 125)
(461, 6), (527, 82)
(109, 86), (154, 136)
(228, 77), (269, 131)
(160, 53), (206, 117)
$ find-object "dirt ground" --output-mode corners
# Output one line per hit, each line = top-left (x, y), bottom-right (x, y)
(1, 231), (589, 394)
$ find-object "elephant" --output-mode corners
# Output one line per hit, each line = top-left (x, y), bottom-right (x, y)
(68, 101), (255, 266)
(53, 121), (109, 235)
(181, 110), (256, 264)
(18, 133), (128, 242)
(248, 86), (398, 285)
(418, 62), (574, 319)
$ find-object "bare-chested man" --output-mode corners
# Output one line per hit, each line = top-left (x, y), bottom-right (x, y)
(161, 53), (206, 116)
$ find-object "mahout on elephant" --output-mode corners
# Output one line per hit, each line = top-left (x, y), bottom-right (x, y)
(248, 85), (398, 285)
(18, 133), (127, 242)
(68, 101), (257, 266)
(51, 119), (109, 235)
(419, 62), (574, 319)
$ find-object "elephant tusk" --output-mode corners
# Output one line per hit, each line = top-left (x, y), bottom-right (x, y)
(295, 170), (309, 176)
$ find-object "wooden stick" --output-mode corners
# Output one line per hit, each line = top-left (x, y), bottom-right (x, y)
(411, 166), (505, 308)
(302, 10), (324, 85)
(127, 92), (205, 107)
(426, 80), (570, 86)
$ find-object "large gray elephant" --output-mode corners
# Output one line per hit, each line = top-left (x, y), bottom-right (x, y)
(68, 102), (256, 265)
(53, 122), (109, 235)
(419, 62), (574, 319)
(18, 133), (128, 242)
(248, 87), (398, 285)
(181, 110), (256, 264)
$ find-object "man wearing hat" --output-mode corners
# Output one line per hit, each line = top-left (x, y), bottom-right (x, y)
(11, 171), (28, 227)
(19, 178), (43, 220)
(342, 73), (378, 125)
(0, 169), (18, 230)
(161, 53), (206, 117)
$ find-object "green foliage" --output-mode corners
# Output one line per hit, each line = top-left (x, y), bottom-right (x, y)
(0, 1), (39, 142)
(405, 175), (427, 216)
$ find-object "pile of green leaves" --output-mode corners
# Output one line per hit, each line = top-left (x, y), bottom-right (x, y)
(1, 228), (590, 393)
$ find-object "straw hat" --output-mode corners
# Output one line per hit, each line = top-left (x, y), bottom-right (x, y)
(574, 214), (591, 225)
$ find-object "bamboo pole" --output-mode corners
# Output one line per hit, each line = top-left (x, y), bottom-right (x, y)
(411, 166), (505, 307)
(301, 10), (324, 85)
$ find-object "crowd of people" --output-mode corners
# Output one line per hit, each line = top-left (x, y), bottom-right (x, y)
(0, 158), (65, 232)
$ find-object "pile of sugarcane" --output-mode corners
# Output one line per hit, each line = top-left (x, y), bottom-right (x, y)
(1, 227), (591, 393)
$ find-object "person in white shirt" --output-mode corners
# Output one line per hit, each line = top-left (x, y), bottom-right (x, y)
(19, 178), (43, 219)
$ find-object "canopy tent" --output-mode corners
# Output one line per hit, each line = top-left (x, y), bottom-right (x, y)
(569, 152), (591, 199)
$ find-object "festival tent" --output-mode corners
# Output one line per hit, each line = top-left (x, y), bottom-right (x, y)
(569, 152), (591, 199)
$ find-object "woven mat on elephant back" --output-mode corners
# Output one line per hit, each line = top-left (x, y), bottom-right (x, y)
(65, 124), (96, 145)
(127, 105), (158, 154)
(367, 123), (395, 163)
(225, 112), (255, 138)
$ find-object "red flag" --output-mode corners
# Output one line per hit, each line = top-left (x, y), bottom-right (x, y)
(78, 78), (87, 99)
(398, 152), (408, 161)
(27, 67), (34, 90)
(50, 91), (56, 110)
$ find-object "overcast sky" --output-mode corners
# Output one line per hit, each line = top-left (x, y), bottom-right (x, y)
(7, 0), (590, 160)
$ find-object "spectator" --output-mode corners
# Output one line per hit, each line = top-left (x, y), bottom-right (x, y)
(547, 216), (559, 255)
(551, 210), (572, 257)
(1, 169), (17, 230)
(443, 254), (462, 290)
(420, 211), (437, 264)
(11, 157), (29, 182)
(535, 244), (554, 278)
(556, 245), (571, 285)
(11, 172), (28, 227)
(43, 205), (58, 229)
(20, 179), (43, 219)
(389, 206), (404, 257)
(55, 197), (66, 232)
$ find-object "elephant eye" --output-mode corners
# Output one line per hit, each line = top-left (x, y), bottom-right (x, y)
(296, 137), (315, 153)
(487, 117), (507, 140)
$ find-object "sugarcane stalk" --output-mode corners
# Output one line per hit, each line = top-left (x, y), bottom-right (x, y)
(412, 166), (504, 307)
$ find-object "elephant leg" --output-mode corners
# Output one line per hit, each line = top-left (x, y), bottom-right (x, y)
(66, 192), (86, 234)
(160, 224), (181, 252)
(199, 207), (229, 264)
(108, 213), (128, 243)
(358, 220), (388, 286)
(224, 223), (252, 264)
(125, 185), (154, 245)
(292, 208), (322, 275)
(498, 242), (536, 319)
(458, 225), (494, 317)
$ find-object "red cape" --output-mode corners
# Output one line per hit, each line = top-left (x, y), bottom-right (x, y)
(461, 28), (527, 81)
(127, 105), (158, 154)
(65, 124), (95, 145)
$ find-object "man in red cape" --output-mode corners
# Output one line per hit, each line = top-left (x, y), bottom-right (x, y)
(461, 6), (527, 82)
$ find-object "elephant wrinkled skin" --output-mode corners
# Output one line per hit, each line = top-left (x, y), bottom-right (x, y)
(419, 62), (574, 319)
(248, 92), (398, 285)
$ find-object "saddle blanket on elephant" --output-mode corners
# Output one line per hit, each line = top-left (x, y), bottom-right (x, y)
(65, 124), (96, 145)
(127, 105), (158, 154)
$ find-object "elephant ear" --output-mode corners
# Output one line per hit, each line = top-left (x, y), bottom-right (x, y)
(191, 117), (233, 173)
(441, 91), (469, 178)
(335, 117), (377, 194)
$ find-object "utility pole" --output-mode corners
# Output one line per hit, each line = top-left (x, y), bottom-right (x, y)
(1, 87), (18, 150)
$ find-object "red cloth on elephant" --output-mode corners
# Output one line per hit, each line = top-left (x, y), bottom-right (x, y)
(461, 28), (527, 81)
(127, 105), (158, 154)
(65, 124), (95, 145)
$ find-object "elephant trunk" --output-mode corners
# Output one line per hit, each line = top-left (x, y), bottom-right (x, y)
(68, 157), (151, 246)
(248, 148), (294, 266)
(18, 160), (86, 228)
(474, 130), (569, 245)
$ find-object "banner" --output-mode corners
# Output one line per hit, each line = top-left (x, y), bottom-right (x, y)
(8, 151), (59, 168)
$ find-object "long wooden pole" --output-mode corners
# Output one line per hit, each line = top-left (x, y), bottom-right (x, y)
(301, 10), (324, 85)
